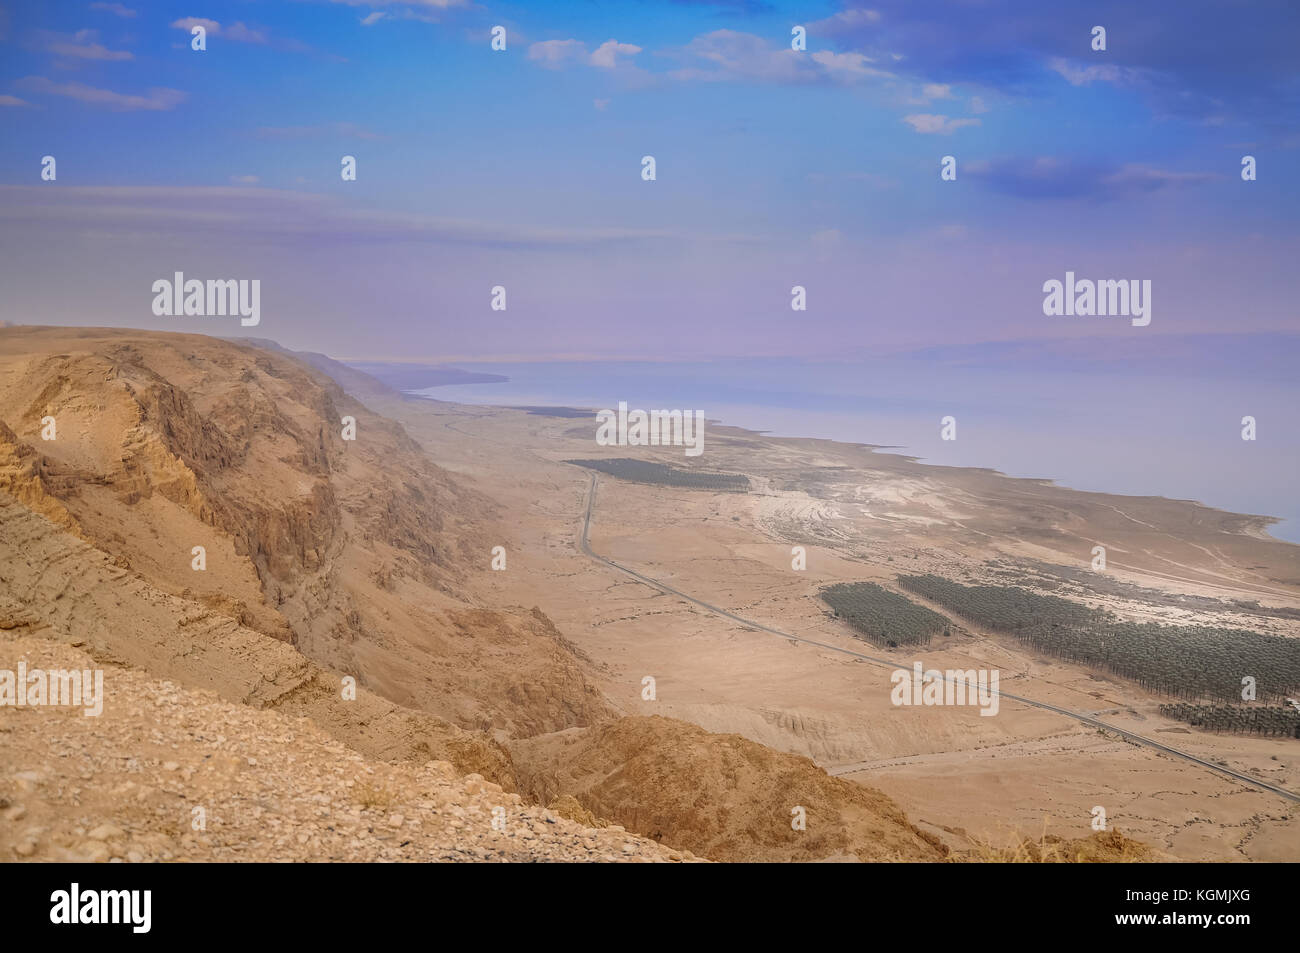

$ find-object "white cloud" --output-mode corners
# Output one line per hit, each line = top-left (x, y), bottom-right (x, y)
(527, 38), (641, 72)
(671, 30), (805, 83)
(43, 28), (133, 61)
(902, 113), (981, 135)
(171, 17), (219, 33)
(922, 83), (952, 100)
(169, 18), (269, 44)
(230, 175), (260, 184)
(810, 49), (891, 81)
(89, 2), (137, 17)
(360, 12), (385, 26)
(589, 39), (640, 69)
(1047, 56), (1140, 87)
(969, 95), (989, 114)
(669, 30), (891, 86)
(225, 22), (268, 44)
(0, 95), (30, 106)
(813, 8), (881, 30)
(1101, 165), (1217, 189)
(169, 17), (279, 47)
(17, 76), (185, 111)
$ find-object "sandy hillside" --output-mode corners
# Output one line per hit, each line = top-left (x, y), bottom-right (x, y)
(0, 632), (693, 863)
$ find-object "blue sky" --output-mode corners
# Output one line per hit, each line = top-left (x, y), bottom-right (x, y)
(0, 0), (1297, 360)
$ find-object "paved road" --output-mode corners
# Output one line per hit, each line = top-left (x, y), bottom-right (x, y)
(576, 471), (1300, 805)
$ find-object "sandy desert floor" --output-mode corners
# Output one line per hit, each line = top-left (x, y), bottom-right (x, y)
(373, 395), (1300, 861)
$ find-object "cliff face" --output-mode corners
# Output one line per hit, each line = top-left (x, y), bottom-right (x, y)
(0, 327), (610, 738)
(0, 417), (79, 532)
(0, 492), (515, 787)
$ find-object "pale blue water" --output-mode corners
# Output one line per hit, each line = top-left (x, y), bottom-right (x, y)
(408, 352), (1300, 544)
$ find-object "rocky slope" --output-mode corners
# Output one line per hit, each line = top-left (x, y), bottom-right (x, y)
(0, 633), (693, 863)
(513, 715), (948, 862)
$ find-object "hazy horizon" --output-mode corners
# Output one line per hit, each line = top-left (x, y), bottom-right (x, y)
(395, 347), (1300, 542)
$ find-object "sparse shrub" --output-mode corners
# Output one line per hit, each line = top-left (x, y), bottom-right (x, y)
(353, 780), (396, 810)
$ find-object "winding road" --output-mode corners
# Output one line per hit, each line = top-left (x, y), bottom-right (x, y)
(575, 470), (1300, 805)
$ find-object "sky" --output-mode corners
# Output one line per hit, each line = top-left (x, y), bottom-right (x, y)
(0, 0), (1298, 362)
